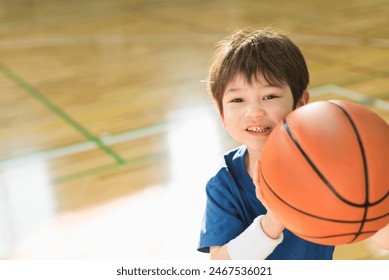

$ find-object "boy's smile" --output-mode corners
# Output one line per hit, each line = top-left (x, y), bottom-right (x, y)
(246, 125), (271, 134)
(221, 72), (296, 156)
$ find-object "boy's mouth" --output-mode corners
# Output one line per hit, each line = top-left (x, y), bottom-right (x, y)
(246, 126), (271, 133)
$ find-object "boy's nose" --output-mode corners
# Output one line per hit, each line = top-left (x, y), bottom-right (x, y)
(246, 103), (266, 118)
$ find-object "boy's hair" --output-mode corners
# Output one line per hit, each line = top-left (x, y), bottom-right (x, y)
(208, 28), (309, 114)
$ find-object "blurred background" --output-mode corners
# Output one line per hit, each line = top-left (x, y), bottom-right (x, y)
(0, 0), (388, 259)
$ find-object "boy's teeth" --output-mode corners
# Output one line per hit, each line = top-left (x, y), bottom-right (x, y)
(247, 127), (269, 133)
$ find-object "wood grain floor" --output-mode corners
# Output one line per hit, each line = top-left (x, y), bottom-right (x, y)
(0, 0), (388, 259)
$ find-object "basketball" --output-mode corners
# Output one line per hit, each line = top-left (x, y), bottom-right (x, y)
(259, 100), (389, 246)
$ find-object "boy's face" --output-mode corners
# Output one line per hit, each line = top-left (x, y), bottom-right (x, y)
(220, 73), (305, 156)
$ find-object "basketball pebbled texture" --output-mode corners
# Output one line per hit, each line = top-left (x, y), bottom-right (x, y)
(260, 100), (389, 245)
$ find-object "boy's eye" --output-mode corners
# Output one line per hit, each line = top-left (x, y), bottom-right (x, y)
(231, 98), (244, 103)
(263, 95), (278, 100)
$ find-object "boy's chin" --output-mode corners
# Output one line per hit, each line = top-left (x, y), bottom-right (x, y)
(245, 142), (266, 154)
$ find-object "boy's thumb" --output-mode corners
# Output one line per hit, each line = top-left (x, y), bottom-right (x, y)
(253, 160), (262, 186)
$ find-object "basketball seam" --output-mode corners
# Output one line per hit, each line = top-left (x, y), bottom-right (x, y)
(296, 230), (377, 241)
(326, 101), (389, 205)
(328, 101), (374, 242)
(260, 170), (388, 223)
(282, 119), (364, 207)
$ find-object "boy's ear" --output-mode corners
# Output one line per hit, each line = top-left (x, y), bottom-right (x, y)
(296, 90), (310, 108)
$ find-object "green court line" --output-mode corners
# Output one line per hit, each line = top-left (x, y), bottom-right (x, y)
(0, 63), (126, 165)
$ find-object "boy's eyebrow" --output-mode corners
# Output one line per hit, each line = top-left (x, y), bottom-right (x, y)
(224, 87), (241, 94)
(225, 83), (283, 94)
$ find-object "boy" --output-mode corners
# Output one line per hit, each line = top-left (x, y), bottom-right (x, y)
(197, 28), (334, 259)
(197, 28), (388, 260)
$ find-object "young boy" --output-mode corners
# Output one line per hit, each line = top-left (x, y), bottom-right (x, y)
(197, 28), (333, 260)
(197, 28), (388, 260)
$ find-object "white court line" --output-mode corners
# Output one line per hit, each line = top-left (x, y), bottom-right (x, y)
(0, 34), (220, 49)
(0, 124), (169, 170)
(0, 142), (97, 170)
(0, 34), (389, 49)
(310, 84), (389, 111)
(1, 85), (388, 170)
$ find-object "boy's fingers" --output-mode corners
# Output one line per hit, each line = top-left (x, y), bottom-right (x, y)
(254, 160), (270, 210)
(254, 160), (264, 201)
(253, 160), (261, 186)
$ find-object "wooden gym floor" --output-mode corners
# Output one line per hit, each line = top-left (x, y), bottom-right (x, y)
(0, 0), (388, 259)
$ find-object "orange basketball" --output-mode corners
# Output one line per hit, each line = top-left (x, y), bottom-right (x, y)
(260, 100), (389, 245)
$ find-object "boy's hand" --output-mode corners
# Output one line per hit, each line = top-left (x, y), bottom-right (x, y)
(253, 160), (285, 239)
(371, 223), (389, 250)
(253, 160), (269, 209)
